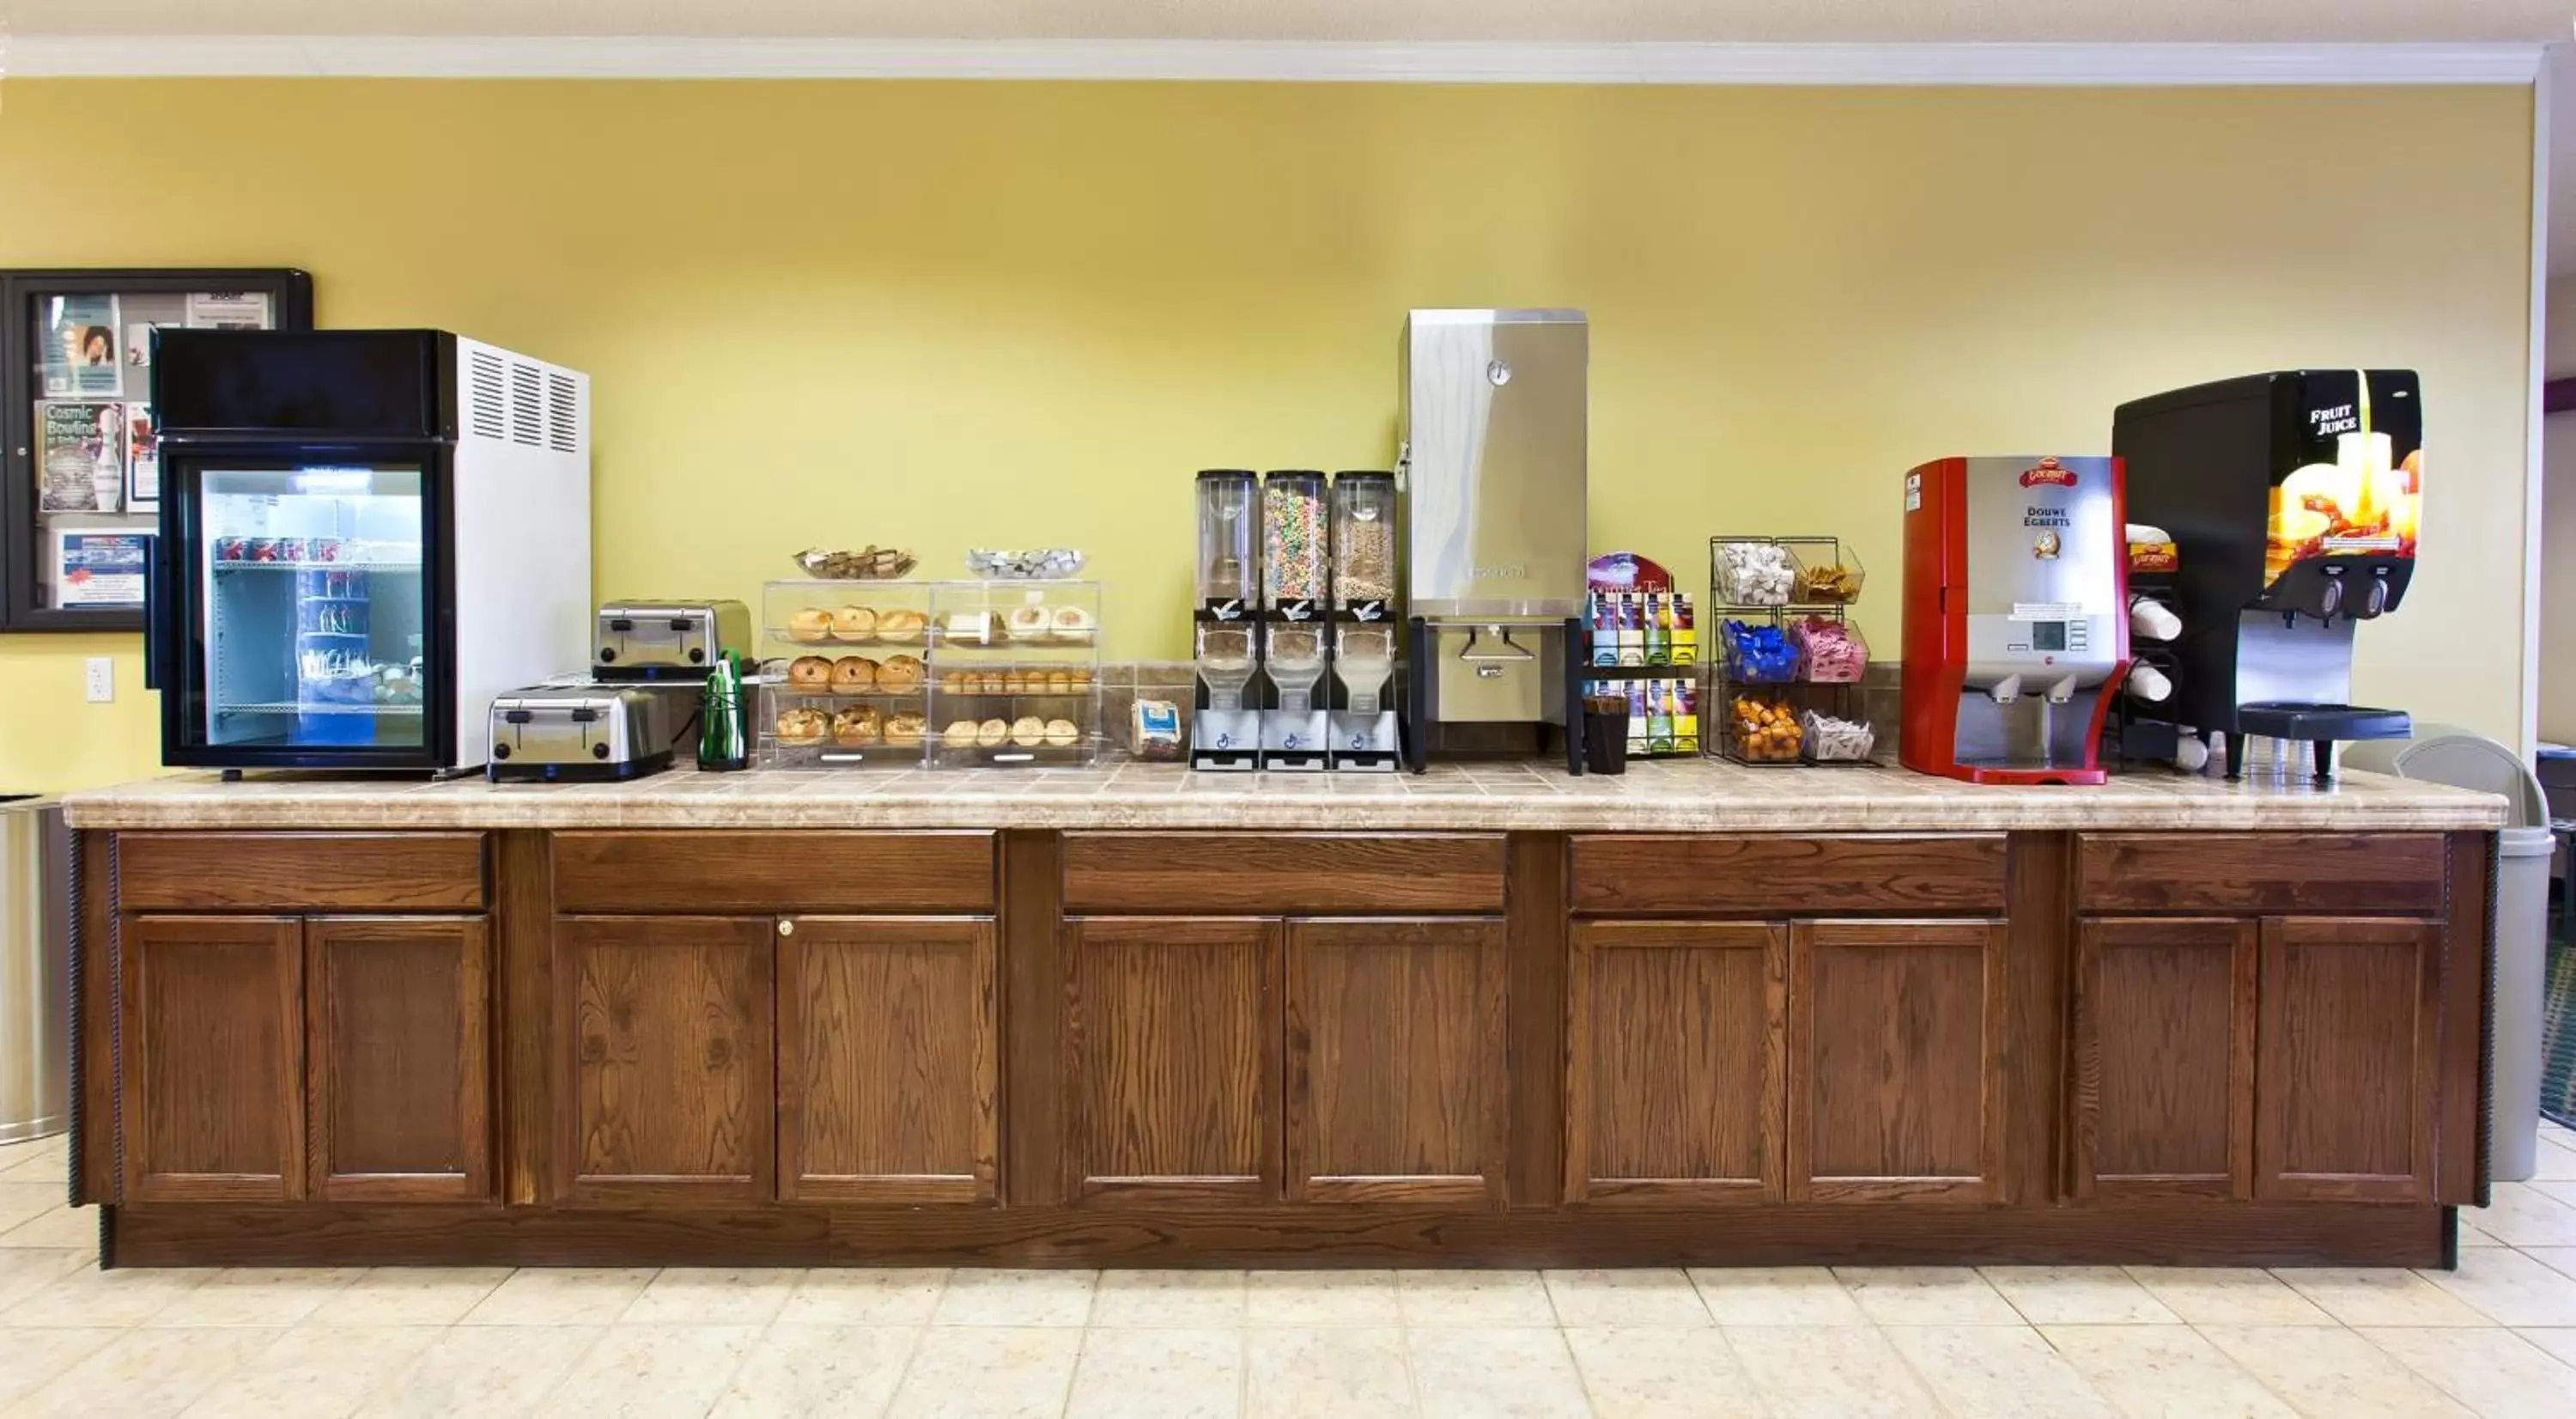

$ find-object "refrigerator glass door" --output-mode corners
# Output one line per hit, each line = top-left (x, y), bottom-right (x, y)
(176, 463), (430, 756)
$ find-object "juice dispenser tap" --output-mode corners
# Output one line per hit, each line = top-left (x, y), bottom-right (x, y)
(1191, 469), (1262, 770)
(1327, 470), (1400, 770)
(1259, 470), (1331, 770)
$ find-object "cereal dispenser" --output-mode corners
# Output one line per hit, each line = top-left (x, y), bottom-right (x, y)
(1327, 470), (1400, 770)
(1191, 468), (1261, 770)
(1260, 469), (1330, 770)
(1900, 455), (2131, 784)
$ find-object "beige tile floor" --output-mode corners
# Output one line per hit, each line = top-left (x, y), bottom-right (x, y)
(3, 1126), (2576, 1416)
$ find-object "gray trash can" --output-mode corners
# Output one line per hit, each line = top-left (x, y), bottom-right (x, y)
(0, 798), (67, 1144)
(2345, 731), (2549, 1181)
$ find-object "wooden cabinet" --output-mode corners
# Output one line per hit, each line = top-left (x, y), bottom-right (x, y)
(2069, 917), (2254, 1199)
(2256, 917), (2440, 1202)
(778, 916), (998, 1204)
(119, 916), (305, 1203)
(1565, 921), (1784, 1205)
(1285, 919), (1505, 1205)
(558, 916), (775, 1204)
(1788, 918), (2008, 1203)
(307, 917), (491, 1201)
(1064, 917), (1281, 1204)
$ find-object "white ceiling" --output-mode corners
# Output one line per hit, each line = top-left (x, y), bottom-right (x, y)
(4, 0), (2570, 43)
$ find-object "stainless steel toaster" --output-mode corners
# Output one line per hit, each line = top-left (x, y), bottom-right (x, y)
(593, 600), (750, 680)
(487, 685), (676, 782)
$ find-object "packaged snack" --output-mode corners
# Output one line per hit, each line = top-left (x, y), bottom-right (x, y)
(1794, 617), (1869, 683)
(1729, 692), (1803, 762)
(1801, 710), (1877, 762)
(1714, 541), (1798, 606)
(1795, 560), (1864, 603)
(1721, 618), (1800, 684)
(1133, 698), (1184, 762)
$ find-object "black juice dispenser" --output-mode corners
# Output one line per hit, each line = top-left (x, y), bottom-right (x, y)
(2112, 370), (2419, 780)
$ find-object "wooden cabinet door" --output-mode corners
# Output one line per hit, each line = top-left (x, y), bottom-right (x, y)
(1788, 918), (2007, 1203)
(1285, 918), (1505, 1205)
(1566, 921), (1785, 1206)
(2070, 917), (2255, 1200)
(2256, 917), (2440, 1203)
(306, 916), (492, 1201)
(778, 916), (998, 1204)
(557, 916), (775, 1204)
(119, 915), (304, 1203)
(1065, 917), (1281, 1205)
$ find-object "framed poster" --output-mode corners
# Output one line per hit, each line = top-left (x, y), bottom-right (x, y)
(3, 267), (313, 632)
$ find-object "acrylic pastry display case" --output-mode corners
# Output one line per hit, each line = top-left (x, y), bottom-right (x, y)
(755, 579), (1103, 768)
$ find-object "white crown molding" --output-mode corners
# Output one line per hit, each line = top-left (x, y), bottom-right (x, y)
(0, 36), (2547, 85)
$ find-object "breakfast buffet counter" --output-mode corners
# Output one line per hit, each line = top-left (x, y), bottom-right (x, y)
(63, 757), (2504, 833)
(63, 762), (2503, 1270)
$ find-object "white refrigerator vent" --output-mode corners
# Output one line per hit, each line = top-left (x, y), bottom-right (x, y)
(507, 362), (544, 447)
(546, 371), (580, 455)
(466, 348), (507, 442)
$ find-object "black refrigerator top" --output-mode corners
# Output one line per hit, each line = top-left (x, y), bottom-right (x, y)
(155, 329), (459, 442)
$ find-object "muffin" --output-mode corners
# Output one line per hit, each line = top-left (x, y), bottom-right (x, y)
(829, 655), (877, 694)
(829, 606), (877, 642)
(787, 655), (833, 689)
(787, 607), (834, 643)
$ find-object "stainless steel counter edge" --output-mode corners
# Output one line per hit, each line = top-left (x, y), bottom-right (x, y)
(60, 760), (2508, 834)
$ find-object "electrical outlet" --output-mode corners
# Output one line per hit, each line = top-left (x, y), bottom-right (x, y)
(84, 656), (113, 703)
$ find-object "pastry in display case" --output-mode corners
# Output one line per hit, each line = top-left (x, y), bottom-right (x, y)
(756, 576), (1105, 768)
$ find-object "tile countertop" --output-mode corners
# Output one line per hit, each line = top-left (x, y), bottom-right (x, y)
(61, 758), (2506, 834)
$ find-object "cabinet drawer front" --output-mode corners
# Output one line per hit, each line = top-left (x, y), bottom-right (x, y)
(553, 831), (995, 914)
(1063, 834), (1505, 915)
(1571, 836), (2007, 916)
(118, 832), (485, 912)
(2076, 833), (2445, 914)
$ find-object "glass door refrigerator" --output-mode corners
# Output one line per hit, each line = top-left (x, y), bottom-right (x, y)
(149, 330), (591, 773)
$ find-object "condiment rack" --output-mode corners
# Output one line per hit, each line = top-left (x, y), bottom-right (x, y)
(1706, 535), (1877, 766)
(755, 578), (1105, 769)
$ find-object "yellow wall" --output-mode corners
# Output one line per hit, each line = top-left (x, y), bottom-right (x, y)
(0, 79), (2536, 789)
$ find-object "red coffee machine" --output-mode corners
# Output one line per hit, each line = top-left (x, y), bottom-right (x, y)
(1901, 455), (2130, 785)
